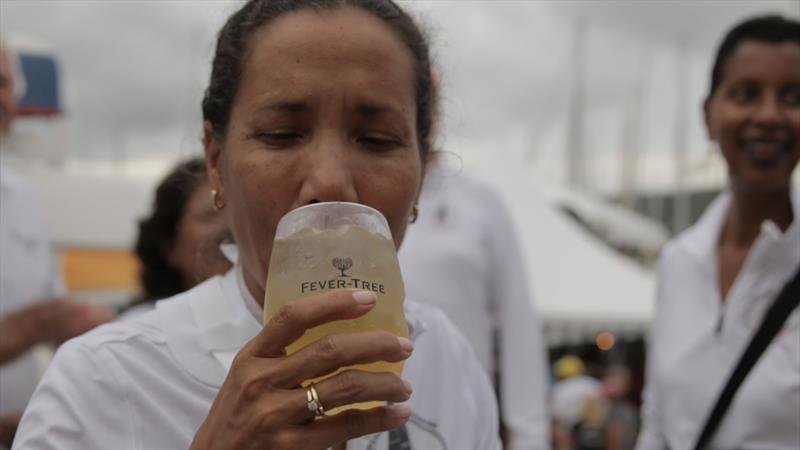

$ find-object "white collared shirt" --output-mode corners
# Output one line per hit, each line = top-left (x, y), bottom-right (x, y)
(13, 265), (501, 450)
(399, 165), (549, 450)
(636, 190), (800, 450)
(0, 165), (65, 414)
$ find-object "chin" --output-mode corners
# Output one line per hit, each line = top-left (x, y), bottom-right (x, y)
(731, 169), (795, 194)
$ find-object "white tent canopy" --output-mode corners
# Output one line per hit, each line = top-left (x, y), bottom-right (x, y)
(466, 161), (656, 345)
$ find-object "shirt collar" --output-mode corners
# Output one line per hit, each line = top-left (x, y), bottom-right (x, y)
(156, 264), (261, 387)
(675, 190), (730, 262)
(205, 264), (262, 373)
(675, 188), (800, 264)
(235, 263), (265, 326)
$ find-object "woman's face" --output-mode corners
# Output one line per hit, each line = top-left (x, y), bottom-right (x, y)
(704, 41), (800, 193)
(205, 8), (422, 299)
(167, 180), (232, 289)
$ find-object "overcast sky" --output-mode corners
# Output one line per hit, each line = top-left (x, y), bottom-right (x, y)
(2, 0), (798, 192)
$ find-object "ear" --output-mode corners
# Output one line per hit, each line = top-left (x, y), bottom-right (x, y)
(702, 98), (716, 142)
(203, 120), (224, 199)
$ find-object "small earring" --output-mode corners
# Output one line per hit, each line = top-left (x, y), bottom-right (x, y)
(211, 189), (226, 211)
(409, 205), (419, 224)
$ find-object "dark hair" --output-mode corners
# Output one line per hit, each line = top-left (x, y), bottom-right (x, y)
(201, 0), (436, 160)
(708, 15), (800, 99)
(134, 157), (208, 302)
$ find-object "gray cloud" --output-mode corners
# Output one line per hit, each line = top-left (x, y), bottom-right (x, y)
(2, 0), (798, 169)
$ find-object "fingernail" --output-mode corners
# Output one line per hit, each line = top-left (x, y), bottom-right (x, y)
(352, 291), (376, 305)
(387, 404), (411, 420)
(402, 379), (413, 395)
(397, 337), (414, 354)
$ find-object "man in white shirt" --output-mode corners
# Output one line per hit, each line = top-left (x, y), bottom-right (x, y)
(399, 161), (550, 450)
(0, 43), (112, 447)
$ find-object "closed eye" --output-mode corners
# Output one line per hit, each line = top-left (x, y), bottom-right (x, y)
(254, 131), (304, 148)
(358, 134), (402, 151)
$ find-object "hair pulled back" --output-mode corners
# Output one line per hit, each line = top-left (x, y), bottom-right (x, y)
(708, 15), (800, 99)
(202, 0), (436, 160)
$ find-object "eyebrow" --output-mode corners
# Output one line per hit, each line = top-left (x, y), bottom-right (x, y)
(260, 101), (309, 113)
(356, 102), (387, 115)
(254, 99), (403, 118)
(355, 102), (404, 119)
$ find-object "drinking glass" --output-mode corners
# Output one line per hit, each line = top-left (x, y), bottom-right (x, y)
(264, 202), (409, 413)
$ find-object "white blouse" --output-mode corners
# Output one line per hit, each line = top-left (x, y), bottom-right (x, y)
(636, 190), (800, 450)
(13, 265), (501, 450)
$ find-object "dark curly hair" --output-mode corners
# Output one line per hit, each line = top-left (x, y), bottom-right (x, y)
(134, 157), (209, 302)
(708, 15), (800, 100)
(202, 0), (437, 161)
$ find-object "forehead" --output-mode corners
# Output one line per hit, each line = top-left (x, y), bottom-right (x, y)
(722, 41), (800, 82)
(237, 7), (416, 106)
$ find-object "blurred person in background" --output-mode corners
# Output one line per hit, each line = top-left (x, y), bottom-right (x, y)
(550, 355), (603, 450)
(601, 366), (637, 450)
(637, 15), (800, 450)
(571, 395), (607, 450)
(0, 42), (113, 447)
(12, 1), (501, 449)
(399, 155), (549, 450)
(119, 157), (232, 319)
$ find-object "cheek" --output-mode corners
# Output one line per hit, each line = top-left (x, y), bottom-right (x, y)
(709, 105), (743, 143)
(358, 155), (421, 244)
(708, 105), (745, 166)
(790, 110), (800, 140)
(169, 224), (195, 274)
(223, 152), (293, 277)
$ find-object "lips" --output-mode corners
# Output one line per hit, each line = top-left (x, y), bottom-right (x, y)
(738, 137), (794, 168)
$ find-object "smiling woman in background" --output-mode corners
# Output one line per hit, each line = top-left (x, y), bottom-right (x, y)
(11, 1), (500, 449)
(636, 15), (800, 450)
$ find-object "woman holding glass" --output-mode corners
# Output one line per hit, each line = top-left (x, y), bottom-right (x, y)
(636, 15), (800, 450)
(12, 1), (500, 449)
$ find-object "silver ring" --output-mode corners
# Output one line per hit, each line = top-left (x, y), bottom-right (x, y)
(306, 383), (325, 419)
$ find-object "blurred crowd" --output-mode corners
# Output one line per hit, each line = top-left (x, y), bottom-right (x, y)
(0, 2), (798, 450)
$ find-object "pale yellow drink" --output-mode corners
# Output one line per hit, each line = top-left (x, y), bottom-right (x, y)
(264, 204), (408, 413)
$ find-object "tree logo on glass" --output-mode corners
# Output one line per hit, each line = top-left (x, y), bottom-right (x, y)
(332, 257), (353, 277)
(300, 257), (383, 294)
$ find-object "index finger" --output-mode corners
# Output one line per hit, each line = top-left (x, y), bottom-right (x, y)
(243, 289), (377, 358)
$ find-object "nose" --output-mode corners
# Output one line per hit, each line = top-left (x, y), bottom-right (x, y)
(752, 94), (785, 128)
(297, 136), (359, 206)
